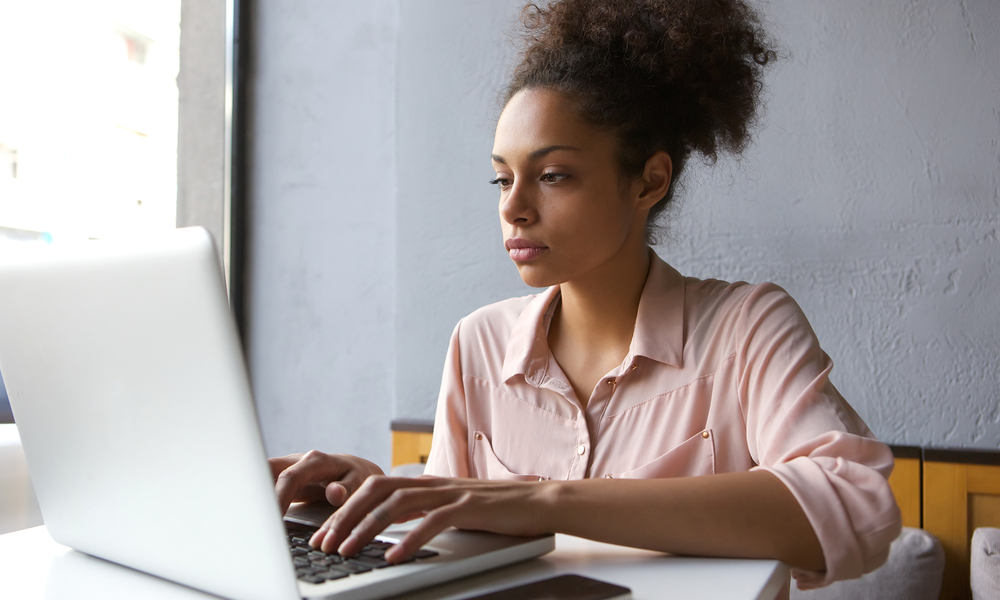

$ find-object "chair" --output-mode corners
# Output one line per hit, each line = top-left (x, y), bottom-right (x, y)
(971, 527), (1000, 600)
(790, 527), (944, 600)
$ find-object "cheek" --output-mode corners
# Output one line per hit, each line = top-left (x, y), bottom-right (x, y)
(557, 196), (633, 245)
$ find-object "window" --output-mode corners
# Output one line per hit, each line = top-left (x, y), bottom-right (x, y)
(0, 0), (181, 245)
(0, 1), (182, 423)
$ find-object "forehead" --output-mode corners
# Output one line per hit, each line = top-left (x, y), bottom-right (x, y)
(492, 88), (615, 160)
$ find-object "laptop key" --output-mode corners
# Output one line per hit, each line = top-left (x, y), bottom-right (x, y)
(287, 522), (444, 583)
(319, 569), (350, 581)
(350, 555), (391, 569)
(341, 560), (373, 574)
(323, 564), (357, 576)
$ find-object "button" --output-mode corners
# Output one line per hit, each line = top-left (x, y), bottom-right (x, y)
(538, 477), (545, 482)
(630, 364), (637, 370)
(475, 433), (483, 440)
(606, 379), (615, 385)
(702, 431), (710, 439)
(604, 474), (613, 479)
(577, 445), (586, 455)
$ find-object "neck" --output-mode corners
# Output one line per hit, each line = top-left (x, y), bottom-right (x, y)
(554, 243), (652, 355)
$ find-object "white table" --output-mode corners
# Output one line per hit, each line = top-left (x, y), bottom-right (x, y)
(0, 525), (789, 600)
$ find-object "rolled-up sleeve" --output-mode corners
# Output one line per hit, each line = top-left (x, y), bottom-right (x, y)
(424, 320), (471, 478)
(738, 284), (902, 588)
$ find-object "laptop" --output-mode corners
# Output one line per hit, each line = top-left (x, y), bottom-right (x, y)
(0, 227), (554, 600)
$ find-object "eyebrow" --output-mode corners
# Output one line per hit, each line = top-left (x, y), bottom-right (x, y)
(491, 145), (581, 165)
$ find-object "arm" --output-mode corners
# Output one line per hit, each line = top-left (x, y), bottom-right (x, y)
(422, 320), (471, 478)
(734, 284), (901, 587)
(310, 470), (823, 570)
(547, 471), (823, 569)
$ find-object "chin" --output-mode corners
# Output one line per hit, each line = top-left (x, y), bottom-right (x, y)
(515, 264), (563, 289)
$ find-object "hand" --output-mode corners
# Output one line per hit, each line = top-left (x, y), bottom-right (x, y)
(269, 450), (384, 516)
(308, 476), (554, 562)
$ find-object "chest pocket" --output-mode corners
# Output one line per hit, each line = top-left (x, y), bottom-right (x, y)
(471, 431), (548, 482)
(612, 429), (716, 479)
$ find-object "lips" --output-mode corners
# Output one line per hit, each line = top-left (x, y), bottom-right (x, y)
(505, 238), (548, 262)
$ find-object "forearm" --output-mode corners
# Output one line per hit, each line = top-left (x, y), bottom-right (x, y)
(540, 470), (824, 572)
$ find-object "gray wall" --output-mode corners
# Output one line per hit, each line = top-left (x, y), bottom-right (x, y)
(247, 0), (1000, 470)
(394, 0), (529, 421)
(246, 2), (398, 466)
(667, 1), (1000, 448)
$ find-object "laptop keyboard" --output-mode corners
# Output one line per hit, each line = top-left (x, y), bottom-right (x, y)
(285, 521), (439, 584)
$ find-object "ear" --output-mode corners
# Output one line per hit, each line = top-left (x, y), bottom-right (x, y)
(634, 151), (672, 211)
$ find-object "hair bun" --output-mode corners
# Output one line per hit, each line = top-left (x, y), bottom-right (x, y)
(506, 0), (777, 235)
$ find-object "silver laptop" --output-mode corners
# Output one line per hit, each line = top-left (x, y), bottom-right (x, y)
(0, 227), (553, 600)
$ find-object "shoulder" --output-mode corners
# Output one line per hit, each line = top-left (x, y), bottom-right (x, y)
(442, 290), (556, 384)
(456, 293), (540, 341)
(685, 275), (806, 328)
(679, 274), (816, 360)
(449, 292), (550, 381)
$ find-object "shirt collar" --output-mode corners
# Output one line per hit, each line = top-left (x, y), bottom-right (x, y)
(630, 251), (685, 368)
(502, 251), (686, 384)
(501, 285), (561, 385)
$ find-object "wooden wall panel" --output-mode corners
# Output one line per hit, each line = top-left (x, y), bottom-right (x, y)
(969, 494), (1000, 537)
(925, 462), (970, 600)
(889, 456), (922, 528)
(391, 431), (434, 467)
(924, 455), (1000, 600)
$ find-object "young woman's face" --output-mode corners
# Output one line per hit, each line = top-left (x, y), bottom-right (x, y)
(491, 88), (649, 288)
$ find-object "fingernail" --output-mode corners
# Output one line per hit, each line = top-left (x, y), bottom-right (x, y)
(309, 526), (326, 545)
(339, 534), (357, 556)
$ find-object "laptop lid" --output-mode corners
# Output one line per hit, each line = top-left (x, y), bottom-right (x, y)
(0, 228), (301, 600)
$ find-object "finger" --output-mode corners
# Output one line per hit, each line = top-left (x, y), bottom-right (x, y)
(312, 477), (386, 550)
(393, 510), (428, 524)
(268, 454), (301, 482)
(318, 477), (432, 553)
(310, 503), (426, 550)
(333, 501), (398, 556)
(333, 485), (451, 556)
(385, 503), (462, 563)
(325, 482), (350, 506)
(274, 451), (350, 515)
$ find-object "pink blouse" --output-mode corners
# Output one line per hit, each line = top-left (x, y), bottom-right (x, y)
(424, 252), (901, 588)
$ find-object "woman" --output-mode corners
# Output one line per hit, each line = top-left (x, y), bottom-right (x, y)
(270, 0), (901, 590)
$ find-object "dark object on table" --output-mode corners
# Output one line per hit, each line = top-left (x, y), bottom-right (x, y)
(464, 574), (631, 600)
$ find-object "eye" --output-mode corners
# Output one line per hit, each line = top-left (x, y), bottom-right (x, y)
(540, 172), (569, 184)
(489, 177), (513, 191)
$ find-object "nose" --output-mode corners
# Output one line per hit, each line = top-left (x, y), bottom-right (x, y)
(499, 182), (536, 226)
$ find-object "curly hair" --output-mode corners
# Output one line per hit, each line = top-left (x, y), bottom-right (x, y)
(504, 0), (777, 241)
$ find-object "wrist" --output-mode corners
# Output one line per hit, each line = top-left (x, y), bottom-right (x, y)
(531, 480), (569, 534)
